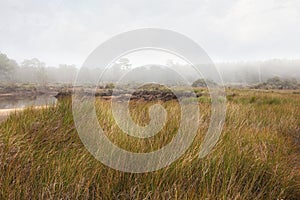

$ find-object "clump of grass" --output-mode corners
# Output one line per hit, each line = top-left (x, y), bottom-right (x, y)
(232, 91), (284, 105)
(249, 96), (257, 103)
(0, 90), (299, 199)
(198, 96), (211, 103)
(264, 98), (281, 105)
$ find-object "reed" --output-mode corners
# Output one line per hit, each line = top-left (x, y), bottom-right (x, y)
(0, 89), (299, 199)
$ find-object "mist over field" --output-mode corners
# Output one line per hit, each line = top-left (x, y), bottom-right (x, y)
(1, 52), (299, 85)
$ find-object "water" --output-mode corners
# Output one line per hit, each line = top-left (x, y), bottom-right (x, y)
(0, 95), (57, 109)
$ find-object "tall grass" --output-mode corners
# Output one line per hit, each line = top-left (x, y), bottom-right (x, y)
(0, 89), (299, 199)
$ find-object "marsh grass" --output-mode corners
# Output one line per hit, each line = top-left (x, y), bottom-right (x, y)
(0, 89), (299, 199)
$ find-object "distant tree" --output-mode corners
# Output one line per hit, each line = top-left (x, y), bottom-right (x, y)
(21, 58), (45, 69)
(59, 64), (77, 70)
(36, 66), (48, 87)
(21, 58), (48, 86)
(110, 57), (131, 81)
(118, 58), (131, 70)
(0, 52), (18, 81)
(58, 64), (77, 83)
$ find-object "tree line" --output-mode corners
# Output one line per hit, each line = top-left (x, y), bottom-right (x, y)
(0, 52), (78, 85)
(1, 51), (299, 86)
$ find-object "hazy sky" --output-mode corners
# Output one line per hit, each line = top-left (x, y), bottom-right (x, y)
(0, 0), (299, 66)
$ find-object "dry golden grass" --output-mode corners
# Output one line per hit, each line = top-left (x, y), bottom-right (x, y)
(0, 89), (299, 199)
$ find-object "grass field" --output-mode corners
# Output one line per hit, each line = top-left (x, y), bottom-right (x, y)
(0, 89), (299, 199)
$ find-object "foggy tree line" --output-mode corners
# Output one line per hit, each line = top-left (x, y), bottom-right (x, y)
(0, 52), (78, 85)
(0, 52), (134, 85)
(1, 52), (299, 86)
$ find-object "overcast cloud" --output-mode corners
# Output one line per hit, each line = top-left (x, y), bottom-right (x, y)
(0, 0), (299, 66)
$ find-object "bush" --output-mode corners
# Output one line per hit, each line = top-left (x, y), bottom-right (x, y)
(253, 77), (300, 90)
(192, 79), (218, 87)
(105, 83), (115, 89)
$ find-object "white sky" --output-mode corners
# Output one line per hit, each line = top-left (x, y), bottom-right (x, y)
(0, 0), (299, 67)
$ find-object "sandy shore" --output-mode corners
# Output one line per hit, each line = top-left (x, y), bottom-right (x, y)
(0, 108), (24, 122)
(0, 106), (48, 123)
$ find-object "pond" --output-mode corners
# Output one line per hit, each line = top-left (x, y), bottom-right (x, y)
(0, 95), (57, 109)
